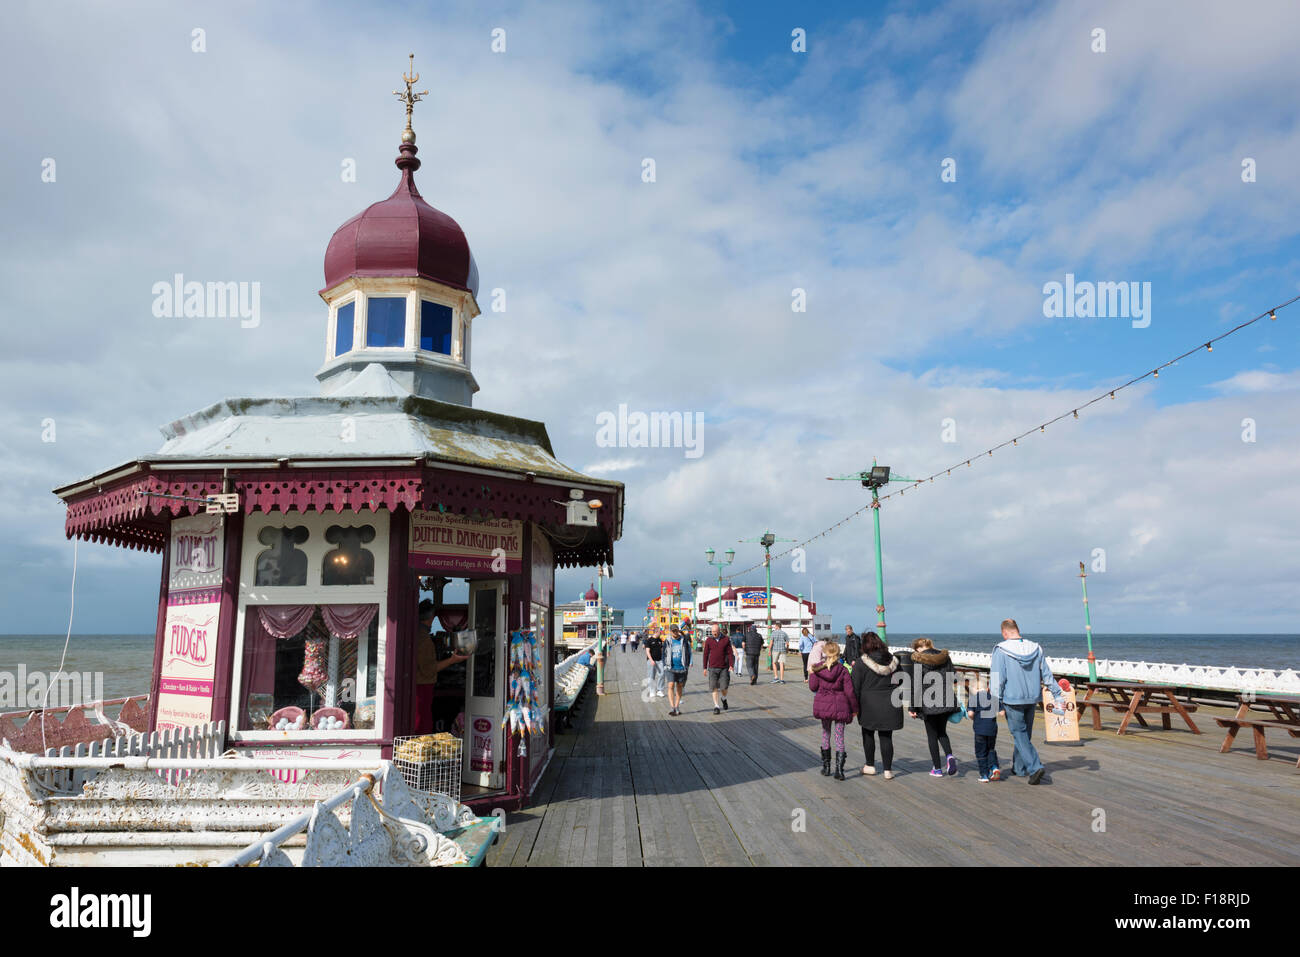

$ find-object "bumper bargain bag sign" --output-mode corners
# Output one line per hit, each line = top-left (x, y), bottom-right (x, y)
(409, 511), (523, 574)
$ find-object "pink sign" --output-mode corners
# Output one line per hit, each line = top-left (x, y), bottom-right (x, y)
(470, 715), (495, 772)
(409, 511), (522, 574)
(155, 515), (223, 731)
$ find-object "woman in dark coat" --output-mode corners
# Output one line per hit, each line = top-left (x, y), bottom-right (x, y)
(808, 641), (858, 780)
(850, 631), (904, 779)
(905, 637), (960, 776)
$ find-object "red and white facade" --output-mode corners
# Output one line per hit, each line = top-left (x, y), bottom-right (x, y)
(51, 121), (622, 813)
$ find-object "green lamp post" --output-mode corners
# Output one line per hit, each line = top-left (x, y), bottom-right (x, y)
(1078, 561), (1098, 682)
(827, 461), (917, 642)
(705, 548), (735, 636)
(742, 530), (795, 667)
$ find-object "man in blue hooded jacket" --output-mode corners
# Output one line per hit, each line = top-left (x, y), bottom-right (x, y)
(989, 619), (1066, 785)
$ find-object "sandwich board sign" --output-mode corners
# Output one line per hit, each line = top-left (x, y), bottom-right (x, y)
(1042, 680), (1080, 742)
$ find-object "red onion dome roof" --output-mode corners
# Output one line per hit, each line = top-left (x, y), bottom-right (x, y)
(323, 140), (479, 297)
(584, 585), (599, 601)
(721, 587), (738, 600)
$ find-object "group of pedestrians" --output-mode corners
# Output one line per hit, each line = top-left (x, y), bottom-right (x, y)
(618, 631), (641, 653)
(805, 619), (1066, 785)
(632, 616), (1066, 787)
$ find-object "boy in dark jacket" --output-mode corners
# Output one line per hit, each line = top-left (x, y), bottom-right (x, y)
(966, 687), (1003, 782)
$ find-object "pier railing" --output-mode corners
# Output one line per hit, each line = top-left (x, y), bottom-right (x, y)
(0, 695), (151, 754)
(0, 743), (495, 866)
(899, 648), (1300, 696)
(554, 642), (596, 713)
(32, 719), (228, 795)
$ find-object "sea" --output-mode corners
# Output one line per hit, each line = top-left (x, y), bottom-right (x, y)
(1, 633), (1297, 712)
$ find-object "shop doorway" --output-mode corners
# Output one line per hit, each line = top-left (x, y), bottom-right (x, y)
(464, 580), (505, 790)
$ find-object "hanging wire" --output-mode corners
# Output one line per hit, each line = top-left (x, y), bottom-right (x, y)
(722, 293), (1298, 579)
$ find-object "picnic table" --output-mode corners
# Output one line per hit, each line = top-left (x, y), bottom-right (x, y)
(1216, 693), (1300, 766)
(1076, 680), (1200, 735)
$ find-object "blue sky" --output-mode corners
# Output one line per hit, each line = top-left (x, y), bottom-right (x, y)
(2, 0), (1299, 638)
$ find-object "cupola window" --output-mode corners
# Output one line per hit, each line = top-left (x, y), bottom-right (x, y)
(333, 302), (355, 356)
(366, 297), (407, 348)
(420, 300), (453, 355)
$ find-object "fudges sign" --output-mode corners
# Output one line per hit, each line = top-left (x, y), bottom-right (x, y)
(156, 514), (224, 731)
(409, 511), (523, 574)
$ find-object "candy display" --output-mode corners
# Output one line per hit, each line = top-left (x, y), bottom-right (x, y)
(506, 630), (545, 737)
(355, 697), (376, 730)
(311, 707), (350, 731)
(298, 635), (329, 692)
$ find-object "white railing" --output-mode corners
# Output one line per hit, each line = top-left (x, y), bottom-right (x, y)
(554, 642), (595, 711)
(219, 761), (495, 867)
(24, 720), (227, 795)
(898, 648), (1300, 695)
(555, 642), (596, 681)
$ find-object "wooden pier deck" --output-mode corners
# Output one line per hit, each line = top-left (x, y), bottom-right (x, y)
(490, 651), (1300, 866)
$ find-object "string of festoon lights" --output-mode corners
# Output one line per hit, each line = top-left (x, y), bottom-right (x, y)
(723, 293), (1299, 580)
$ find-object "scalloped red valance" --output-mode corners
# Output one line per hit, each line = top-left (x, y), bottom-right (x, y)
(61, 466), (616, 569)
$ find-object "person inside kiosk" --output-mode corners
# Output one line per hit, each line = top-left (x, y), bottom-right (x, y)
(415, 598), (469, 734)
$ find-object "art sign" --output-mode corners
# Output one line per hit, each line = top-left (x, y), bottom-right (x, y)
(156, 514), (224, 731)
(1043, 683), (1080, 742)
(409, 511), (523, 574)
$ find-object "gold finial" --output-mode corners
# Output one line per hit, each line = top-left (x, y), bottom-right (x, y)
(393, 53), (429, 144)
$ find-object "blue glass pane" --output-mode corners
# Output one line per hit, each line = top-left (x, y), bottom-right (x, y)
(420, 301), (453, 354)
(366, 297), (406, 347)
(334, 302), (354, 356)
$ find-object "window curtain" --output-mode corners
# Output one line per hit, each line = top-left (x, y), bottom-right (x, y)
(321, 605), (377, 695)
(257, 604), (315, 639)
(242, 613), (279, 695)
(320, 603), (379, 640)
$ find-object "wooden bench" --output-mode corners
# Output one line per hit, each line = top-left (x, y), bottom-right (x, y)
(1216, 695), (1300, 766)
(1076, 681), (1200, 735)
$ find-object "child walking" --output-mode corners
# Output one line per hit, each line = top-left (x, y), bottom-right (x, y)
(808, 640), (859, 780)
(966, 685), (1003, 782)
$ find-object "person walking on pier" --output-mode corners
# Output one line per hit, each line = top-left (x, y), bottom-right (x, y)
(966, 685), (1003, 782)
(842, 624), (861, 667)
(702, 624), (735, 714)
(904, 637), (960, 777)
(620, 632), (628, 653)
(990, 619), (1066, 785)
(850, 632), (903, 779)
(730, 627), (745, 676)
(644, 628), (666, 698)
(742, 624), (764, 685)
(798, 627), (815, 680)
(665, 624), (692, 716)
(769, 624), (790, 684)
(809, 640), (858, 779)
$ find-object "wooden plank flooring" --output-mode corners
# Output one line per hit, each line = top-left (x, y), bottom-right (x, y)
(489, 651), (1300, 866)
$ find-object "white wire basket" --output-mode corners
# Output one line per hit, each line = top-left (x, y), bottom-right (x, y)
(391, 734), (462, 803)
